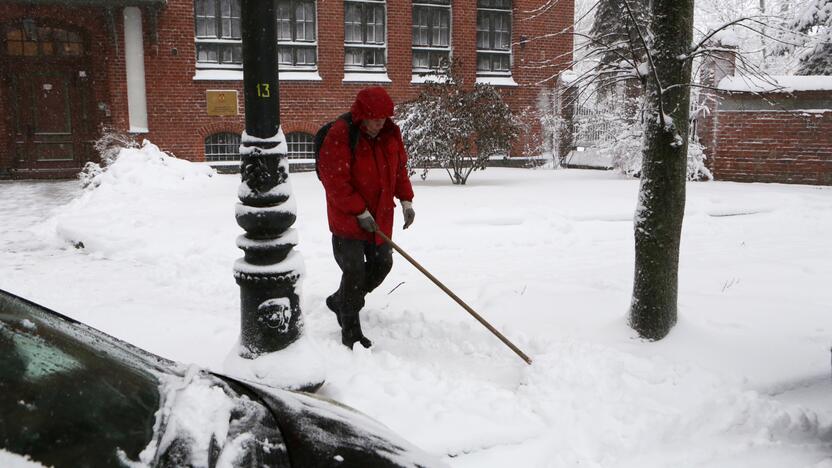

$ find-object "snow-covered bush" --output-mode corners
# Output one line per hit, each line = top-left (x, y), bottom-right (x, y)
(604, 129), (711, 181)
(571, 94), (712, 181)
(80, 130), (215, 191)
(686, 137), (712, 181)
(397, 60), (522, 185)
(80, 129), (140, 189)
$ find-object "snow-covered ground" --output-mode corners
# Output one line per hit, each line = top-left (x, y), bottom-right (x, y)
(1, 143), (831, 467)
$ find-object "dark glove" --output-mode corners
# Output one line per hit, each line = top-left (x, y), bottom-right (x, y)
(357, 210), (378, 233)
(402, 201), (415, 230)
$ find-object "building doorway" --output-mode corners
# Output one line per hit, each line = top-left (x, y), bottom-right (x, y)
(1, 20), (95, 178)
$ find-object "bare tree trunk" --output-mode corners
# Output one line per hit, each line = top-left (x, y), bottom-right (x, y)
(760, 0), (768, 67)
(629, 0), (694, 340)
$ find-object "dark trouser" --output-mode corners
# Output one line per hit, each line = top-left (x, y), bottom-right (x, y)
(331, 235), (393, 318)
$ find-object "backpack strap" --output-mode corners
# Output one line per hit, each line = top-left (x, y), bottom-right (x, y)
(339, 112), (361, 154)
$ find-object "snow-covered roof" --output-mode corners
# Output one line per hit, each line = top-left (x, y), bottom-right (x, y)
(718, 75), (832, 93)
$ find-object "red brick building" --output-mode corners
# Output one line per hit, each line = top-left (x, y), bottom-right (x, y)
(0, 0), (573, 179)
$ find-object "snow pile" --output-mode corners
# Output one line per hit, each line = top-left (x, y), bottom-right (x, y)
(79, 140), (214, 190)
(47, 140), (230, 278)
(223, 333), (326, 391)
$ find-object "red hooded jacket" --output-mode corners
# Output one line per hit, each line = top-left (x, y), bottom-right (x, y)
(318, 87), (414, 244)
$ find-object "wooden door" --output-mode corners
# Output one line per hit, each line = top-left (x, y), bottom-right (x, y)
(2, 22), (94, 177)
(11, 68), (80, 169)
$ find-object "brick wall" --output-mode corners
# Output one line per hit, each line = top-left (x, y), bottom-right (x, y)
(145, 0), (573, 161)
(700, 90), (832, 186)
(2, 0), (572, 171)
(696, 46), (832, 186)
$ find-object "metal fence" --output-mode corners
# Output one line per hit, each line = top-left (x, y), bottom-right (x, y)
(573, 105), (615, 148)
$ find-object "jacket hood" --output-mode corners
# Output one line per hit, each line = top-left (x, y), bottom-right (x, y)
(350, 87), (395, 123)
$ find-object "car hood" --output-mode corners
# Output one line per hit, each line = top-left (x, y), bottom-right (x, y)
(240, 380), (446, 468)
(1, 288), (446, 468)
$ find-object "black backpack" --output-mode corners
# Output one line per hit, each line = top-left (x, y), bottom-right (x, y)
(314, 112), (361, 180)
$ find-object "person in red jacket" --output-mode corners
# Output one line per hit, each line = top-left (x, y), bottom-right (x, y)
(318, 87), (415, 349)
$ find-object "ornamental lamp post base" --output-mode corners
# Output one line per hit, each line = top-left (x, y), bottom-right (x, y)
(223, 130), (325, 392)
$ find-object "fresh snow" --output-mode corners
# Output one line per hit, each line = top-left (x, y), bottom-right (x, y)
(559, 70), (578, 84)
(342, 72), (392, 83)
(0, 450), (49, 468)
(193, 70), (323, 82)
(718, 75), (832, 93)
(122, 366), (282, 468)
(1, 143), (831, 467)
(711, 30), (741, 48)
(475, 75), (519, 87)
(224, 332), (326, 390)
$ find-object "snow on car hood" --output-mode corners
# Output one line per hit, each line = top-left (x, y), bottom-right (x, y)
(120, 365), (288, 468)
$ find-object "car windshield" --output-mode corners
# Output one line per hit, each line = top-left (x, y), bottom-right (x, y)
(0, 290), (161, 468)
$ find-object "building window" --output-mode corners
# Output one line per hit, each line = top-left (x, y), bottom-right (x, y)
(412, 0), (451, 72)
(476, 0), (511, 74)
(205, 132), (241, 161)
(344, 0), (386, 70)
(194, 0), (242, 68)
(4, 23), (84, 57)
(287, 132), (315, 160)
(277, 0), (317, 69)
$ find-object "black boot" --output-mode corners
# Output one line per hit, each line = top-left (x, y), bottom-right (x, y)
(340, 310), (372, 349)
(325, 293), (341, 326)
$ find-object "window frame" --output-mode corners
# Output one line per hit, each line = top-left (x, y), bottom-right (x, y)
(3, 22), (86, 59)
(344, 0), (388, 71)
(286, 132), (315, 160)
(204, 132), (242, 162)
(194, 0), (243, 70)
(476, 0), (512, 76)
(277, 0), (318, 70)
(412, 0), (451, 73)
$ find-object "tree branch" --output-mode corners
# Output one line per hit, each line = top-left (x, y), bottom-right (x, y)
(688, 17), (759, 56)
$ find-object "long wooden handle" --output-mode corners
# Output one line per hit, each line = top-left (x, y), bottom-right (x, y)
(375, 230), (533, 365)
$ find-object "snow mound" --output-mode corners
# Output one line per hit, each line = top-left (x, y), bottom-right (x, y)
(35, 140), (240, 304)
(223, 333), (326, 391)
(45, 141), (225, 263)
(80, 140), (214, 190)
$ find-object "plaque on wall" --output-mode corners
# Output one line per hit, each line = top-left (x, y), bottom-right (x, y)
(206, 90), (238, 116)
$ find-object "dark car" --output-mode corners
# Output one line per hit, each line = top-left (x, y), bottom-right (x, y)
(0, 289), (443, 468)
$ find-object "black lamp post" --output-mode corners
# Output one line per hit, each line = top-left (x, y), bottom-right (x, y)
(233, 0), (321, 388)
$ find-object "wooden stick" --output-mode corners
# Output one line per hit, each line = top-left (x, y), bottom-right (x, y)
(375, 230), (533, 365)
